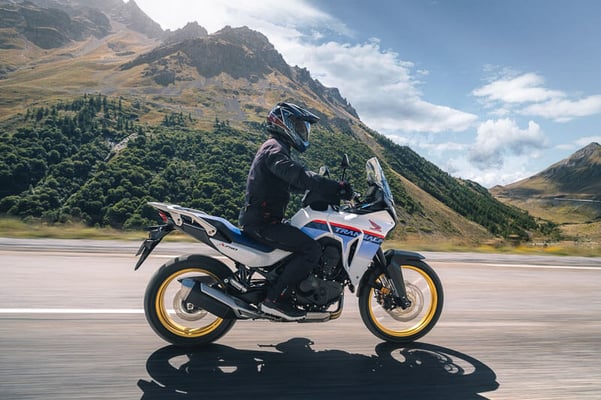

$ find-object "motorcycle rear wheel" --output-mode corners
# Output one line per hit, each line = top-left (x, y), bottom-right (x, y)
(144, 254), (236, 347)
(359, 260), (443, 343)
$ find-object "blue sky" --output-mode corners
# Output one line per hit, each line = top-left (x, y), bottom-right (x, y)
(134, 0), (601, 187)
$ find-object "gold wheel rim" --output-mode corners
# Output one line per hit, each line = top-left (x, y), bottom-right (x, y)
(156, 268), (224, 338)
(368, 265), (438, 337)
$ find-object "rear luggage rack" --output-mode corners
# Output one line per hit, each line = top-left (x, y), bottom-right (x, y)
(148, 202), (217, 236)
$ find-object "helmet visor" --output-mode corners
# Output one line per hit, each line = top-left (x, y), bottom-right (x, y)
(281, 109), (311, 143)
(294, 119), (310, 142)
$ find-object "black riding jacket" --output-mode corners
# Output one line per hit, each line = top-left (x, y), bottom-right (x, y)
(239, 137), (340, 227)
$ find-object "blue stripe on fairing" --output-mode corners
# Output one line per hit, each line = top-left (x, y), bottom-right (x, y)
(304, 221), (330, 231)
(301, 220), (330, 239)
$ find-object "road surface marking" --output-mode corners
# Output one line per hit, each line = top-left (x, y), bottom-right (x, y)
(0, 308), (144, 314)
(484, 263), (600, 271)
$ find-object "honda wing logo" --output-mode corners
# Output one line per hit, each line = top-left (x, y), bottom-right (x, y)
(368, 219), (382, 232)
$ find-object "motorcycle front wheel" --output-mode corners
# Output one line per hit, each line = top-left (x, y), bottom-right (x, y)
(359, 260), (443, 343)
(144, 254), (236, 347)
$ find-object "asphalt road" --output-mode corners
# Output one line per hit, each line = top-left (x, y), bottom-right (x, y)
(1, 238), (600, 399)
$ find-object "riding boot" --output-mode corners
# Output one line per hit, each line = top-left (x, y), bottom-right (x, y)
(261, 281), (305, 320)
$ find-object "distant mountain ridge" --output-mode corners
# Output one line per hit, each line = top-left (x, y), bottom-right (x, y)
(492, 142), (601, 201)
(0, 0), (549, 242)
(538, 142), (601, 198)
(490, 142), (601, 227)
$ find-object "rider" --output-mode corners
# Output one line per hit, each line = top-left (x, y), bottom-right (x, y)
(239, 102), (353, 320)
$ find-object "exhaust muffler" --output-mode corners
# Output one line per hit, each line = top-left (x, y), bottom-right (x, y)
(180, 278), (261, 319)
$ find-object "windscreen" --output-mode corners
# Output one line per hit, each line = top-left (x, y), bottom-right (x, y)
(366, 157), (397, 221)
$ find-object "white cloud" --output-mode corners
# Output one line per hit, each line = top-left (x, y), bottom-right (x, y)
(473, 71), (601, 122)
(473, 73), (564, 104)
(445, 155), (534, 188)
(366, 99), (478, 133)
(290, 40), (478, 133)
(420, 141), (468, 153)
(521, 95), (601, 122)
(469, 118), (547, 169)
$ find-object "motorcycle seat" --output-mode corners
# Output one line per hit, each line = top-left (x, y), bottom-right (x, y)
(201, 215), (276, 253)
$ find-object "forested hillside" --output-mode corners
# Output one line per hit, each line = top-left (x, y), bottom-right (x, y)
(0, 94), (551, 241)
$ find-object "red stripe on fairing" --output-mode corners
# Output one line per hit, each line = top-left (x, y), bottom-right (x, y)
(309, 220), (385, 239)
(363, 230), (385, 239)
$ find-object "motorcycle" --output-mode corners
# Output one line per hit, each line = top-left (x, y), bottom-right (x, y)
(135, 156), (443, 346)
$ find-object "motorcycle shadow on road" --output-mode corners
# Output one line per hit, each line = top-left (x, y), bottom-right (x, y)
(138, 338), (499, 399)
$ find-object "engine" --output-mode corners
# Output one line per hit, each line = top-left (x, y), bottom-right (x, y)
(320, 243), (342, 280)
(294, 275), (343, 308)
(294, 241), (344, 309)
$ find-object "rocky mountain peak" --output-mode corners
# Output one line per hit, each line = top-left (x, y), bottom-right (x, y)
(212, 25), (291, 77)
(119, 23), (359, 118)
(163, 21), (208, 44)
(569, 142), (600, 163)
(293, 66), (359, 119)
(541, 142), (601, 178)
(213, 25), (272, 50)
(112, 0), (162, 38)
(121, 24), (291, 80)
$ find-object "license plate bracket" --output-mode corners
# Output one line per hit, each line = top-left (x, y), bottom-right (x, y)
(134, 224), (175, 270)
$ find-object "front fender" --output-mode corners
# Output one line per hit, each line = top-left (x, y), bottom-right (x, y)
(385, 249), (425, 263)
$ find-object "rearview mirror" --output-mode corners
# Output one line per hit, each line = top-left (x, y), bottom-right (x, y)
(341, 154), (350, 169)
(340, 154), (350, 181)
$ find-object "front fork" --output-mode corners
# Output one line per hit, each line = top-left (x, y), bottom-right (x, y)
(372, 248), (424, 310)
(385, 254), (412, 309)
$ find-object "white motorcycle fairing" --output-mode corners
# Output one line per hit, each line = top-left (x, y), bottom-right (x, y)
(170, 204), (395, 288)
(205, 205), (395, 286)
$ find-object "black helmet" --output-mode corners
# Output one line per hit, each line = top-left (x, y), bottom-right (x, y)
(266, 102), (319, 152)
